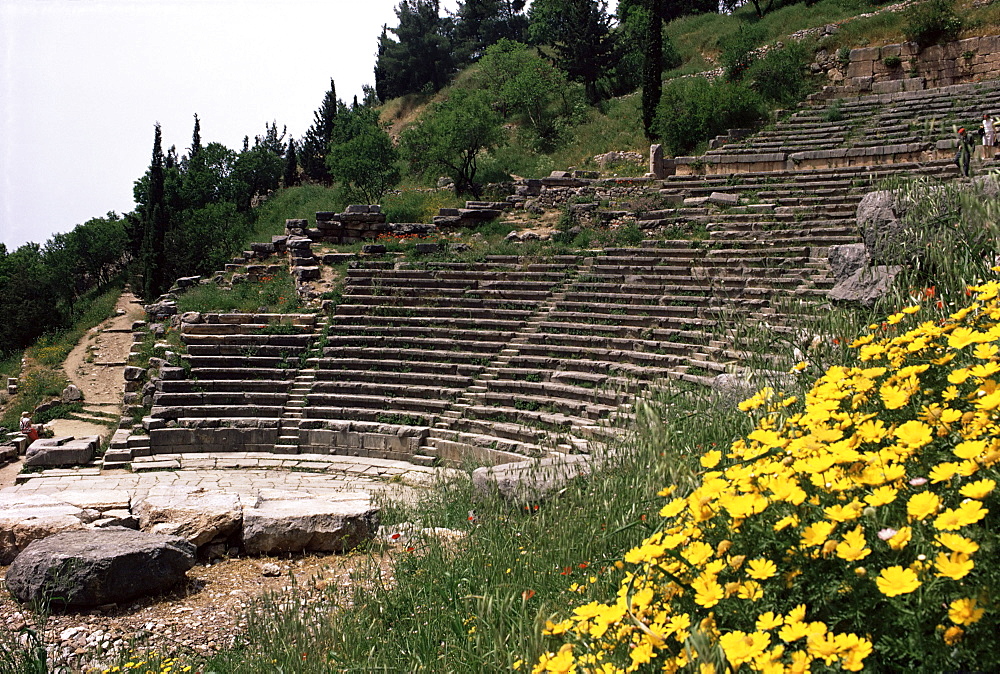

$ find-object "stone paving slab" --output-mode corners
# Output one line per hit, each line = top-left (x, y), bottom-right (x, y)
(1, 453), (460, 507)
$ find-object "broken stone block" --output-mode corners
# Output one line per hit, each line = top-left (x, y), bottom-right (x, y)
(133, 488), (242, 548)
(707, 192), (739, 206)
(24, 436), (98, 467)
(242, 491), (379, 554)
(0, 493), (89, 564)
(61, 384), (83, 403)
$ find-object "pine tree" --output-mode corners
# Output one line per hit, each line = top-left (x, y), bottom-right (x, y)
(300, 79), (339, 184)
(641, 0), (663, 139)
(453, 0), (528, 64)
(283, 136), (300, 187)
(528, 0), (616, 103)
(374, 1), (456, 100)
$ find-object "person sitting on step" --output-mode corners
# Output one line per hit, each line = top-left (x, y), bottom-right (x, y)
(19, 411), (39, 442)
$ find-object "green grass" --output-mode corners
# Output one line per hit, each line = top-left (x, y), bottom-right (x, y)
(191, 386), (745, 673)
(176, 274), (303, 314)
(1, 367), (69, 430)
(249, 184), (349, 242)
(0, 352), (22, 380)
(548, 95), (647, 172)
(382, 189), (464, 224)
(0, 283), (121, 430)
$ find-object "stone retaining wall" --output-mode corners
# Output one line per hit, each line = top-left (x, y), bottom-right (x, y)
(297, 420), (429, 462)
(673, 141), (959, 176)
(823, 35), (1000, 96)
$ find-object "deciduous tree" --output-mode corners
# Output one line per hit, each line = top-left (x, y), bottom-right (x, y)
(400, 89), (504, 197)
(326, 107), (400, 204)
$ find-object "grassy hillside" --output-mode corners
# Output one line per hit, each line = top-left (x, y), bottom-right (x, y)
(371, 0), (1000, 187)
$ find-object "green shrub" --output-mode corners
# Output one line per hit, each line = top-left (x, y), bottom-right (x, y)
(824, 99), (845, 122)
(883, 54), (903, 68)
(656, 77), (767, 155)
(720, 23), (767, 81)
(837, 45), (851, 68)
(746, 42), (812, 106)
(904, 0), (963, 49)
(33, 402), (84, 425)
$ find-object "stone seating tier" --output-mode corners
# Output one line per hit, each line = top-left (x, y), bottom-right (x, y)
(315, 357), (485, 378)
(148, 83), (1000, 464)
(158, 380), (291, 393)
(305, 393), (451, 415)
(311, 380), (465, 400)
(483, 377), (630, 408)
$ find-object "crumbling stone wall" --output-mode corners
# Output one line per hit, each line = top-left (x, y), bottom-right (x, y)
(818, 35), (1000, 96)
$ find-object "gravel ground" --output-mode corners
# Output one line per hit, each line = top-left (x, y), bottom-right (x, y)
(0, 548), (397, 673)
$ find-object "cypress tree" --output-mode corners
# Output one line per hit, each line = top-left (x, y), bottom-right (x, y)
(139, 123), (168, 300)
(300, 79), (339, 183)
(283, 136), (300, 187)
(641, 0), (663, 139)
(190, 113), (202, 159)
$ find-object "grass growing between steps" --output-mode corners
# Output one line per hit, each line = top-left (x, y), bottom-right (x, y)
(181, 387), (747, 673)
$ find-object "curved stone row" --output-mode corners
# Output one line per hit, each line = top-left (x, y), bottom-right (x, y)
(133, 77), (1000, 468)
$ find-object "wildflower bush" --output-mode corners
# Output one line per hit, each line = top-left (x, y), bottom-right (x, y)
(534, 279), (1000, 672)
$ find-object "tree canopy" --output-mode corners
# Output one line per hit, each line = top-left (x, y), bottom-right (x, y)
(326, 106), (400, 204)
(375, 0), (456, 100)
(400, 89), (505, 197)
(528, 0), (617, 103)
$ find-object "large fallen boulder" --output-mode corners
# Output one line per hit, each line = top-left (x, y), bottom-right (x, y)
(241, 491), (379, 554)
(133, 488), (242, 547)
(828, 243), (869, 284)
(0, 493), (90, 564)
(5, 528), (195, 608)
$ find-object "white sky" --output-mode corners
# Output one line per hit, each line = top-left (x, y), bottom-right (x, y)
(0, 0), (450, 250)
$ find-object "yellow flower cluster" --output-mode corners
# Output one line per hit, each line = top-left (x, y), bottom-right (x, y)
(534, 280), (1000, 673)
(102, 656), (190, 673)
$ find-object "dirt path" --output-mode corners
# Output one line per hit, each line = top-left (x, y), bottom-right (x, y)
(47, 290), (144, 440)
(62, 289), (144, 407)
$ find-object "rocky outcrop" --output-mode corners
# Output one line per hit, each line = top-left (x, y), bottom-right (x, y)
(857, 190), (908, 265)
(829, 265), (903, 307)
(5, 528), (195, 608)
